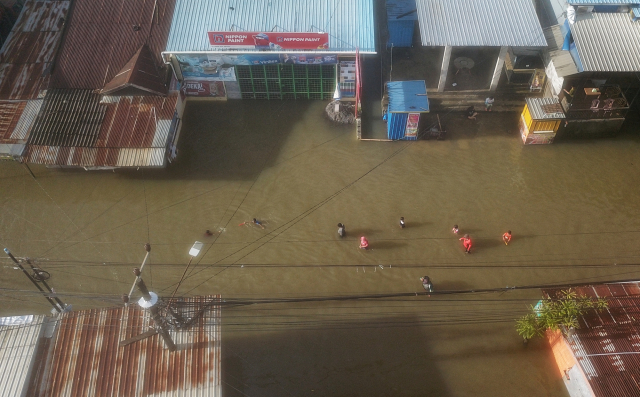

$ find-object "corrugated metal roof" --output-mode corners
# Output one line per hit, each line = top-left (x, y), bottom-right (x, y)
(28, 89), (105, 147)
(51, 0), (176, 90)
(0, 0), (69, 100)
(24, 92), (177, 167)
(543, 25), (579, 78)
(36, 296), (221, 397)
(164, 0), (376, 53)
(387, 80), (429, 112)
(0, 315), (47, 397)
(632, 6), (640, 20)
(526, 98), (565, 119)
(0, 99), (41, 156)
(568, 1), (636, 4)
(542, 283), (640, 397)
(570, 12), (640, 72)
(415, 0), (547, 47)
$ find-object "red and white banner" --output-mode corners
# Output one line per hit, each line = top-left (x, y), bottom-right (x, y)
(207, 32), (329, 50)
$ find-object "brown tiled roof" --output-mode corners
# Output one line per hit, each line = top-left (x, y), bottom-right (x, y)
(51, 0), (176, 90)
(101, 44), (167, 96)
(0, 0), (69, 100)
(543, 283), (640, 397)
(34, 296), (221, 397)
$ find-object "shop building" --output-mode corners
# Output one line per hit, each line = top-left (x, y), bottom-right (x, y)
(413, 0), (547, 93)
(162, 0), (375, 101)
(540, 1), (640, 138)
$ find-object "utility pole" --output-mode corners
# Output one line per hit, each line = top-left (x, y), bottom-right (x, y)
(4, 248), (66, 313)
(133, 268), (177, 352)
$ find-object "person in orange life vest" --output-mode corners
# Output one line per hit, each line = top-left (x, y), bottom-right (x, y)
(359, 236), (369, 250)
(459, 234), (472, 253)
(503, 230), (512, 245)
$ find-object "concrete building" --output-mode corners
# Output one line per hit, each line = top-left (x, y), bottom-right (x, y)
(540, 0), (640, 138)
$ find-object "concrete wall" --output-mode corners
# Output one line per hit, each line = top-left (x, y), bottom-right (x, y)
(546, 330), (594, 397)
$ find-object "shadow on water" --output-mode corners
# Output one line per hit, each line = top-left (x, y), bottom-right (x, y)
(222, 315), (452, 397)
(138, 100), (313, 181)
(432, 280), (473, 290)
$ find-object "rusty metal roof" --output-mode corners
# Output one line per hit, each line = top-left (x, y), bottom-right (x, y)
(543, 283), (640, 397)
(24, 90), (177, 168)
(0, 99), (42, 156)
(36, 296), (221, 397)
(0, 0), (69, 100)
(52, 0), (176, 90)
(101, 45), (167, 96)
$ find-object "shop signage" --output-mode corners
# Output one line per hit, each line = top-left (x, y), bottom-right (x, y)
(180, 81), (226, 99)
(208, 32), (329, 50)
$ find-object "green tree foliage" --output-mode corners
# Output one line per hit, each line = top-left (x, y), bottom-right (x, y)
(515, 289), (608, 342)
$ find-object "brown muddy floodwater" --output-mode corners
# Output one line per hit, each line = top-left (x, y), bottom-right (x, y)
(2, 100), (640, 396)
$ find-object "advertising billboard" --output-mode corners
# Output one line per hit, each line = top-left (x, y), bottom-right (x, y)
(281, 54), (337, 64)
(176, 55), (241, 80)
(208, 32), (329, 50)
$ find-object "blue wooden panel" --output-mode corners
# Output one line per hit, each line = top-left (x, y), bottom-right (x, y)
(387, 112), (407, 140)
(387, 20), (414, 47)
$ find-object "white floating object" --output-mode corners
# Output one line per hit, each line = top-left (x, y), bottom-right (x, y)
(189, 241), (204, 257)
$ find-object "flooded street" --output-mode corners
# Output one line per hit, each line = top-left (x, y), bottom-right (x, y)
(2, 97), (640, 396)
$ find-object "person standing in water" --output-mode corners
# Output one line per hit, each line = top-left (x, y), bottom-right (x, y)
(420, 276), (433, 293)
(452, 225), (459, 234)
(400, 217), (405, 229)
(359, 236), (369, 250)
(459, 234), (472, 253)
(337, 223), (346, 238)
(503, 230), (512, 245)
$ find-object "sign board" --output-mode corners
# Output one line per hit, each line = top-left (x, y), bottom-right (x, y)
(208, 32), (329, 50)
(405, 113), (420, 138)
(180, 81), (226, 99)
(176, 55), (238, 80)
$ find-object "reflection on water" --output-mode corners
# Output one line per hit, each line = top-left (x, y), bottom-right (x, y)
(1, 99), (639, 396)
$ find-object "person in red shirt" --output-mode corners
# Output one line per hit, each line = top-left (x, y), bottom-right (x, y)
(503, 230), (512, 245)
(459, 234), (472, 253)
(359, 236), (369, 250)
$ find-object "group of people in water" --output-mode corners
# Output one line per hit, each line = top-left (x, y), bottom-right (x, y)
(338, 219), (512, 254)
(336, 219), (513, 293)
(210, 217), (512, 294)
